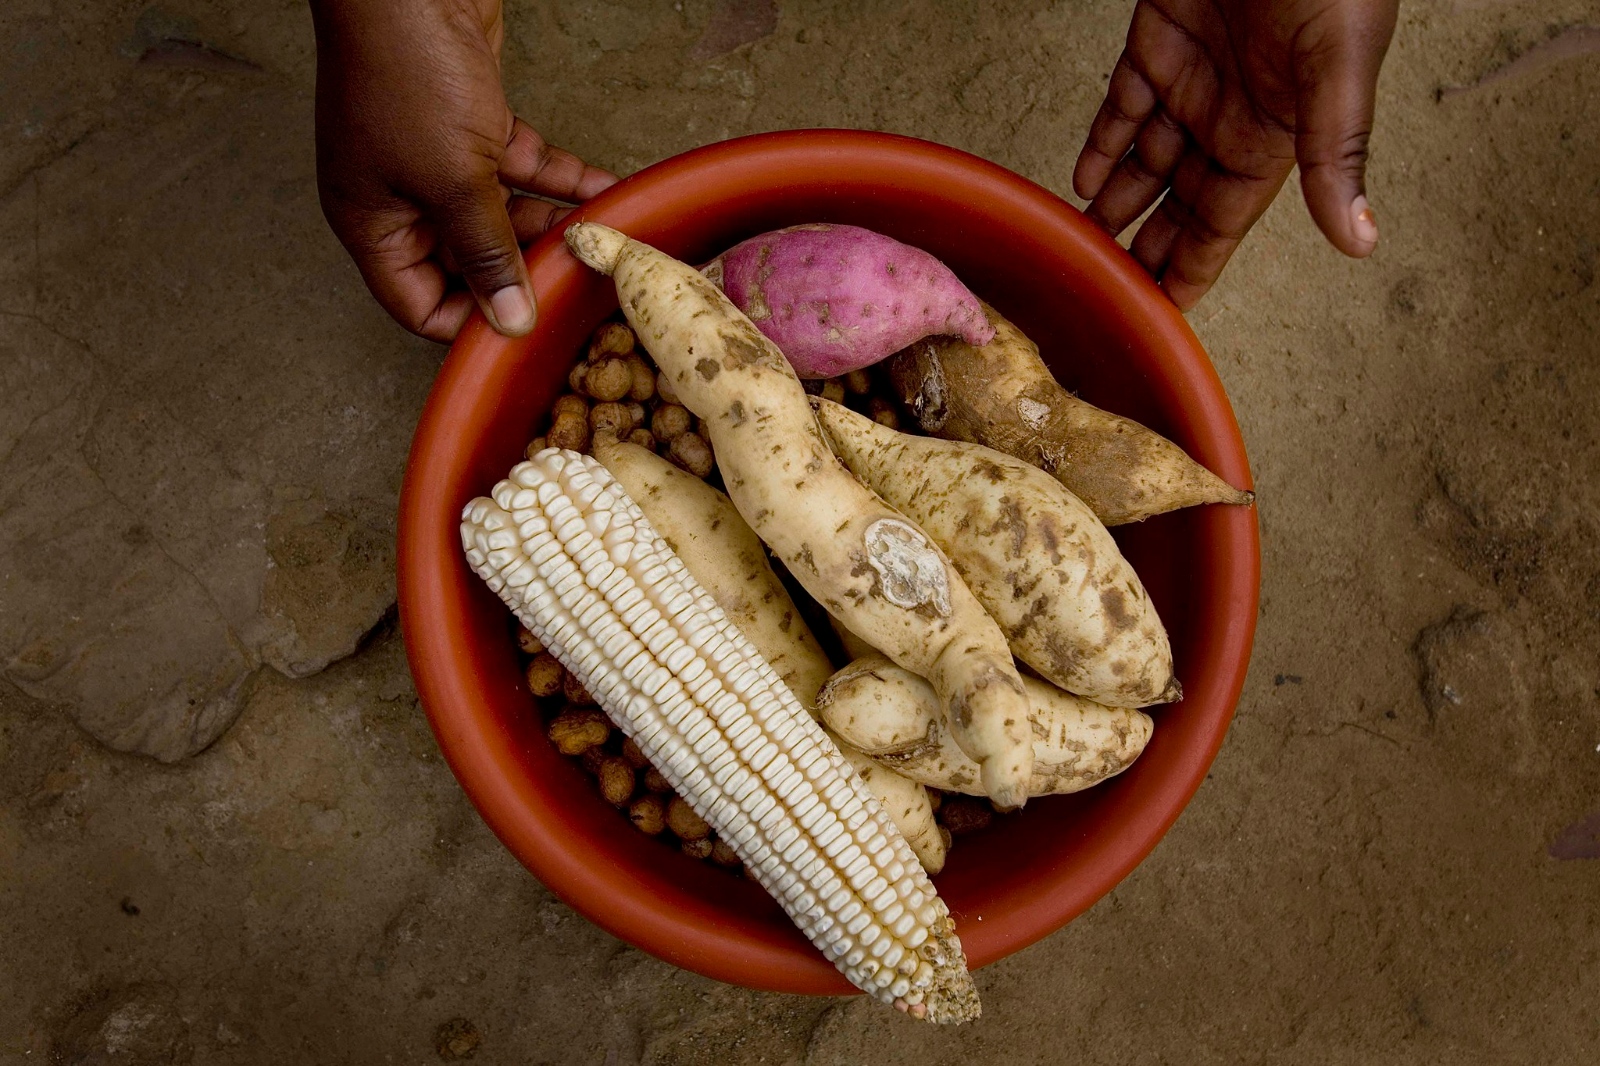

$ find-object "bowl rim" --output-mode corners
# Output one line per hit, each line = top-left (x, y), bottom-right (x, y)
(398, 128), (1260, 995)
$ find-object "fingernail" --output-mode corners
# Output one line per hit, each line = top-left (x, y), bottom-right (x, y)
(1352, 196), (1379, 245)
(489, 284), (535, 334)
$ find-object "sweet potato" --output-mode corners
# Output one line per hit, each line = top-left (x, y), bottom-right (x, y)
(703, 224), (995, 379)
(813, 399), (1178, 708)
(566, 222), (1034, 807)
(590, 437), (834, 708)
(819, 657), (1153, 798)
(888, 303), (1254, 525)
(829, 615), (881, 663)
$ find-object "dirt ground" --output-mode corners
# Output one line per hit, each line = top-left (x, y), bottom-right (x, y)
(3, 1), (1598, 1063)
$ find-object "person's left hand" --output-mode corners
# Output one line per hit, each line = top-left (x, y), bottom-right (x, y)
(1074, 0), (1399, 310)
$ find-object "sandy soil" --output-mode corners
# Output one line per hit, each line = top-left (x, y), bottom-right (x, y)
(2, 1), (1597, 1063)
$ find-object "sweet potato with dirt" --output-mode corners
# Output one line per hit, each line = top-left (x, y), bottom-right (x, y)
(566, 221), (1034, 808)
(702, 224), (994, 379)
(819, 657), (1153, 798)
(814, 398), (1178, 708)
(590, 437), (835, 708)
(888, 303), (1253, 525)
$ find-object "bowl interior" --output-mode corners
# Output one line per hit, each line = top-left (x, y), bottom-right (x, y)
(400, 131), (1258, 995)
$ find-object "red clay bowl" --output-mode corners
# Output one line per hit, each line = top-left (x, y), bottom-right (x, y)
(398, 129), (1259, 995)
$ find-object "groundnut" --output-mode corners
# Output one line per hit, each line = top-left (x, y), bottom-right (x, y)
(627, 428), (656, 450)
(580, 746), (608, 775)
(546, 411), (590, 452)
(710, 839), (740, 867)
(547, 710), (610, 755)
(568, 362), (588, 394)
(680, 837), (714, 860)
(820, 379), (846, 404)
(584, 357), (633, 402)
(598, 756), (636, 806)
(644, 768), (672, 793)
(620, 738), (651, 769)
(651, 403), (691, 441)
(666, 796), (710, 840)
(516, 626), (544, 655)
(656, 370), (679, 404)
(552, 394), (590, 422)
(629, 793), (666, 834)
(588, 321), (636, 361)
(668, 432), (714, 478)
(625, 354), (656, 402)
(524, 653), (566, 698)
(563, 672), (597, 707)
(844, 368), (873, 395)
(523, 436), (548, 460)
(590, 401), (636, 437)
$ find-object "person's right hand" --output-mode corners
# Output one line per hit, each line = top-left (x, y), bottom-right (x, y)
(1074, 0), (1399, 310)
(311, 0), (617, 342)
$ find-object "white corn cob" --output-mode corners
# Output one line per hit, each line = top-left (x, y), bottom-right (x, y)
(460, 448), (980, 1023)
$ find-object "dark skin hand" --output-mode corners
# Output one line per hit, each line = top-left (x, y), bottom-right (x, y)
(311, 0), (617, 342)
(1075, 0), (1399, 310)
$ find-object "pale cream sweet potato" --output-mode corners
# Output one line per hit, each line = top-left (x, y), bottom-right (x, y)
(813, 398), (1178, 708)
(591, 437), (835, 707)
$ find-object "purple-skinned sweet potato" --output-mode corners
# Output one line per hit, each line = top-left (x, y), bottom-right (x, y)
(703, 224), (994, 379)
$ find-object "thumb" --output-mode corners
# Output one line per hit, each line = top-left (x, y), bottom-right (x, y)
(1293, 14), (1395, 259)
(436, 174), (536, 336)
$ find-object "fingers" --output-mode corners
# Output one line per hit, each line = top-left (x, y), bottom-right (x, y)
(500, 118), (618, 203)
(1293, 5), (1398, 258)
(327, 122), (610, 344)
(434, 170), (537, 336)
(1131, 149), (1289, 311)
(1084, 107), (1188, 236)
(1073, 51), (1159, 200)
(509, 197), (574, 244)
(340, 217), (480, 343)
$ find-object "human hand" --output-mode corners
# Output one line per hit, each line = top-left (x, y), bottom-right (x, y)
(1074, 0), (1399, 310)
(311, 0), (617, 342)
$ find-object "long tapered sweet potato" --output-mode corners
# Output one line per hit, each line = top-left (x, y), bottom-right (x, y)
(813, 398), (1178, 708)
(591, 437), (835, 708)
(566, 222), (1034, 809)
(887, 303), (1253, 525)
